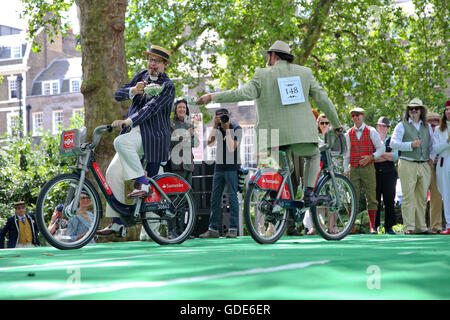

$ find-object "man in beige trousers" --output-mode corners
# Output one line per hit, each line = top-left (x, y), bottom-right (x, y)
(197, 40), (342, 205)
(391, 98), (435, 235)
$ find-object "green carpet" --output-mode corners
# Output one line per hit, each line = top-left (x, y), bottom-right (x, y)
(0, 235), (449, 300)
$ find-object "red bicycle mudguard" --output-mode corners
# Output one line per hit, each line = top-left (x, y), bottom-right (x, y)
(250, 170), (291, 199)
(145, 174), (191, 203)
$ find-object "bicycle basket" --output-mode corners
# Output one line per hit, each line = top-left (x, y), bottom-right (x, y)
(59, 127), (87, 157)
(329, 133), (348, 156)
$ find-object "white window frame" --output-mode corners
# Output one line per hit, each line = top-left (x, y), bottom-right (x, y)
(72, 108), (84, 117)
(8, 77), (18, 100)
(32, 112), (44, 136)
(12, 46), (22, 58)
(240, 125), (257, 168)
(6, 112), (19, 136)
(70, 78), (81, 93)
(42, 80), (60, 95)
(52, 110), (64, 134)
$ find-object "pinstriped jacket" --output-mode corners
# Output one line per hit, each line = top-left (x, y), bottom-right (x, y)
(115, 70), (176, 163)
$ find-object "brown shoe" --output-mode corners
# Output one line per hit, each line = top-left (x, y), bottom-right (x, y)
(199, 230), (220, 238)
(226, 230), (237, 238)
(127, 183), (150, 199)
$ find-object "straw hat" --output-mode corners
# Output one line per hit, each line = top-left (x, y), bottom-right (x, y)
(426, 112), (440, 120)
(143, 45), (171, 62)
(13, 201), (25, 207)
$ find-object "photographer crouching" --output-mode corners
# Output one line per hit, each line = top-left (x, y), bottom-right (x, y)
(199, 108), (243, 238)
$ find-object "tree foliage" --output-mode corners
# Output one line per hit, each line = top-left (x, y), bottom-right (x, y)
(124, 0), (448, 127)
(0, 114), (83, 220)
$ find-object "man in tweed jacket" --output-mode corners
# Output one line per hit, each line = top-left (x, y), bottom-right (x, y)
(97, 45), (175, 236)
(197, 40), (342, 205)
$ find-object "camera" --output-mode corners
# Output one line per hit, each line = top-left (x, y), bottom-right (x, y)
(220, 114), (229, 123)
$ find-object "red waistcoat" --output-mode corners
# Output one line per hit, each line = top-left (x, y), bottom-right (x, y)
(349, 126), (375, 167)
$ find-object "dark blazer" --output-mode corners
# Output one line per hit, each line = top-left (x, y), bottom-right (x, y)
(115, 70), (176, 163)
(0, 214), (41, 248)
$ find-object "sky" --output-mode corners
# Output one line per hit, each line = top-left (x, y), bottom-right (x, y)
(0, 0), (79, 33)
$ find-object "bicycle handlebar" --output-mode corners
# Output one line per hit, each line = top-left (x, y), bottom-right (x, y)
(89, 125), (113, 149)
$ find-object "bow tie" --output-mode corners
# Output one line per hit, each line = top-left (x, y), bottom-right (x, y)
(355, 128), (363, 132)
(19, 216), (26, 224)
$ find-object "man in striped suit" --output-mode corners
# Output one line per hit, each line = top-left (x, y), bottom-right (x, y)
(97, 45), (176, 236)
(343, 107), (385, 234)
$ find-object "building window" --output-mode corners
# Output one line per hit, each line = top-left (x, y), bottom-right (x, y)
(42, 80), (60, 95)
(9, 79), (17, 99)
(70, 79), (81, 93)
(53, 110), (63, 134)
(32, 112), (44, 136)
(13, 46), (22, 58)
(7, 112), (19, 136)
(240, 126), (257, 168)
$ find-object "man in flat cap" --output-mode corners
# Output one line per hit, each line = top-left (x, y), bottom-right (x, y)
(0, 201), (41, 248)
(98, 45), (176, 236)
(391, 97), (435, 235)
(426, 111), (443, 233)
(344, 108), (385, 234)
(197, 40), (343, 208)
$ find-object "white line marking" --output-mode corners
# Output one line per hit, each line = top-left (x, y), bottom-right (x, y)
(40, 260), (330, 299)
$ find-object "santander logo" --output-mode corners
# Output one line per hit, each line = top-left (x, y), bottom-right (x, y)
(262, 178), (280, 185)
(63, 131), (75, 149)
(163, 183), (184, 189)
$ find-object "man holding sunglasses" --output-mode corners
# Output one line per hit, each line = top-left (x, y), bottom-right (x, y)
(391, 98), (435, 235)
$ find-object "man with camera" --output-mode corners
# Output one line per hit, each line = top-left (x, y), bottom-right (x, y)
(199, 108), (243, 238)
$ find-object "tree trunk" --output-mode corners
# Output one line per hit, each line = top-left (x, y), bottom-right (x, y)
(75, 0), (129, 173)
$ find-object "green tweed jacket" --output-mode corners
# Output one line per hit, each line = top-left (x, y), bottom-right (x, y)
(214, 60), (340, 151)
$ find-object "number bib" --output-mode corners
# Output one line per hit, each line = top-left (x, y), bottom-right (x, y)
(277, 76), (305, 105)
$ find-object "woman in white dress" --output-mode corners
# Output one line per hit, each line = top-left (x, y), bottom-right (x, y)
(433, 101), (450, 235)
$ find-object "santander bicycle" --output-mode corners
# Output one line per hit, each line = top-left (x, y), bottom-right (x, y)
(35, 125), (196, 250)
(243, 129), (357, 243)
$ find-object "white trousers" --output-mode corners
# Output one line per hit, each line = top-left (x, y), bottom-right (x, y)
(436, 155), (450, 230)
(105, 126), (145, 218)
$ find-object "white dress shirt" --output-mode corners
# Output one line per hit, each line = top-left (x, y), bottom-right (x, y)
(390, 119), (434, 161)
(343, 123), (385, 173)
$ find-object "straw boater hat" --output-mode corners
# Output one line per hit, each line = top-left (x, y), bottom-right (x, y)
(14, 201), (25, 207)
(143, 45), (172, 62)
(263, 40), (295, 60)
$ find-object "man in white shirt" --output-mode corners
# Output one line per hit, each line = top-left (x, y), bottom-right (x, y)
(343, 107), (385, 234)
(390, 97), (434, 235)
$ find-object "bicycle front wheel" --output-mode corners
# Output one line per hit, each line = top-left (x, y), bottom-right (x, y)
(244, 184), (289, 244)
(142, 190), (196, 245)
(311, 173), (357, 241)
(35, 173), (102, 250)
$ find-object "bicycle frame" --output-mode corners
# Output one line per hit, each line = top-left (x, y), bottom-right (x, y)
(67, 126), (191, 223)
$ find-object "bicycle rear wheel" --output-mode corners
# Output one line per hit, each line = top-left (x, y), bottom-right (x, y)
(244, 184), (289, 244)
(35, 173), (102, 250)
(311, 173), (357, 240)
(142, 190), (196, 245)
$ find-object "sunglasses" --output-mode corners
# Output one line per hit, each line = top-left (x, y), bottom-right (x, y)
(319, 121), (330, 125)
(80, 196), (91, 200)
(351, 113), (363, 117)
(408, 107), (421, 111)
